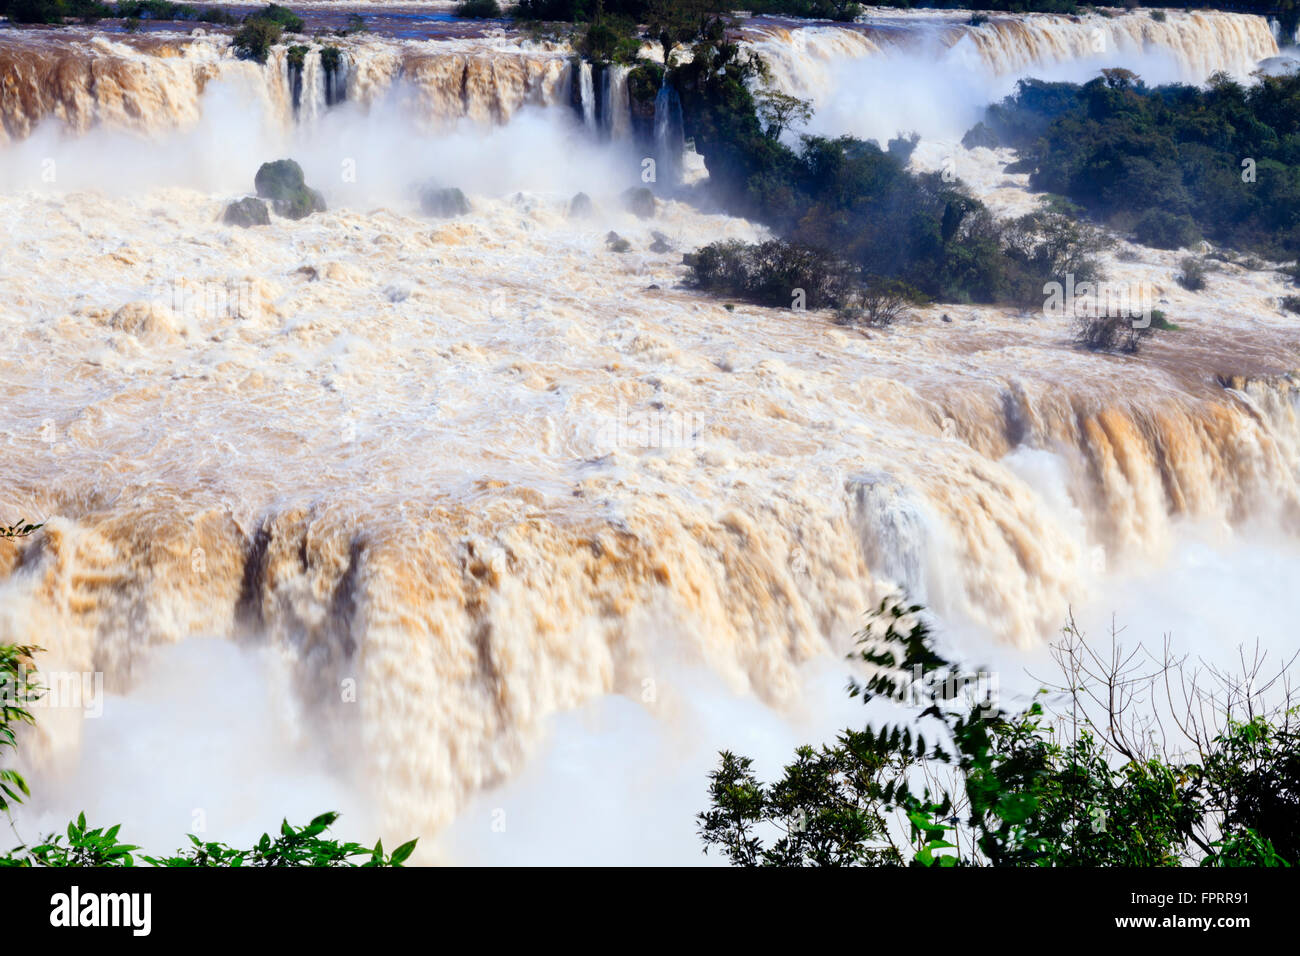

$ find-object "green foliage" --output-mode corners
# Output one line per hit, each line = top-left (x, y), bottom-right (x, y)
(699, 597), (1299, 867)
(745, 0), (863, 21)
(976, 72), (1300, 258)
(683, 238), (857, 310)
(0, 644), (41, 815)
(1, 0), (110, 23)
(109, 0), (235, 21)
(672, 23), (1110, 308)
(0, 521), (42, 538)
(1177, 256), (1207, 291)
(232, 19), (282, 64)
(254, 158), (327, 219)
(1134, 210), (1201, 251)
(0, 811), (418, 867)
(576, 13), (641, 63)
(454, 0), (501, 17)
(248, 2), (301, 31)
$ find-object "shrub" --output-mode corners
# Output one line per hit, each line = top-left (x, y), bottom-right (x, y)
(3, 0), (110, 22)
(232, 19), (282, 63)
(834, 278), (920, 328)
(683, 239), (857, 311)
(454, 0), (500, 17)
(244, 3), (302, 32)
(1177, 256), (1207, 292)
(1149, 308), (1179, 330)
(1134, 209), (1202, 251)
(1282, 295), (1300, 314)
(1073, 313), (1153, 353)
(1150, 8), (1167, 21)
(578, 15), (641, 64)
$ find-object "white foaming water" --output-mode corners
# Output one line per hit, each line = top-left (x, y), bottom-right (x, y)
(1, 10), (1298, 864)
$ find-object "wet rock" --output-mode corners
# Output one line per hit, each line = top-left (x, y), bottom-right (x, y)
(111, 301), (180, 341)
(649, 231), (672, 253)
(223, 196), (270, 228)
(420, 186), (471, 218)
(621, 187), (655, 219)
(605, 231), (630, 253)
(568, 191), (594, 219)
(254, 159), (327, 220)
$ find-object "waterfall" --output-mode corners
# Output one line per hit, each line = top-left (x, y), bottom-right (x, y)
(578, 60), (596, 130)
(603, 63), (631, 140)
(322, 49), (347, 108)
(0, 11), (1278, 145)
(652, 78), (684, 186)
(1270, 16), (1300, 47)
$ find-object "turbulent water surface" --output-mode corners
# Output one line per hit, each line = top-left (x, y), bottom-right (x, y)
(1, 7), (1299, 862)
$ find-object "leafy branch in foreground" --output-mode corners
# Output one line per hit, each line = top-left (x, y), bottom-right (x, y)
(0, 644), (42, 814)
(0, 521), (42, 539)
(699, 597), (1299, 867)
(0, 810), (417, 867)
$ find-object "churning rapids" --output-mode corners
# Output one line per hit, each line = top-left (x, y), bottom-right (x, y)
(2, 7), (1300, 863)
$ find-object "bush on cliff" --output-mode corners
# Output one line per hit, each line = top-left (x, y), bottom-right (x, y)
(233, 18), (282, 63)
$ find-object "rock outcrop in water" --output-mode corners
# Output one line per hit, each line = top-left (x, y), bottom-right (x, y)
(568, 192), (594, 219)
(254, 160), (327, 221)
(622, 187), (655, 219)
(420, 186), (471, 218)
(223, 197), (271, 228)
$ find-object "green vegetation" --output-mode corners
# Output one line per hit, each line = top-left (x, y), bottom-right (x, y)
(744, 0), (862, 21)
(249, 2), (302, 32)
(1177, 255), (1208, 291)
(1, 811), (415, 867)
(0, 0), (241, 23)
(670, 18), (1113, 310)
(700, 597), (1300, 866)
(973, 70), (1300, 259)
(1, 0), (111, 22)
(113, 0), (235, 21)
(576, 12), (642, 63)
(454, 0), (502, 17)
(1072, 311), (1153, 353)
(233, 19), (282, 64)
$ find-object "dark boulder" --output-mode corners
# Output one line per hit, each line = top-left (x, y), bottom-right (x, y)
(254, 159), (327, 220)
(621, 187), (655, 219)
(223, 196), (270, 228)
(420, 186), (471, 218)
(568, 192), (594, 219)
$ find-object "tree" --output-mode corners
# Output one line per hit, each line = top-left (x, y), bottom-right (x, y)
(754, 89), (813, 141)
(645, 0), (716, 64)
(698, 597), (1299, 867)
